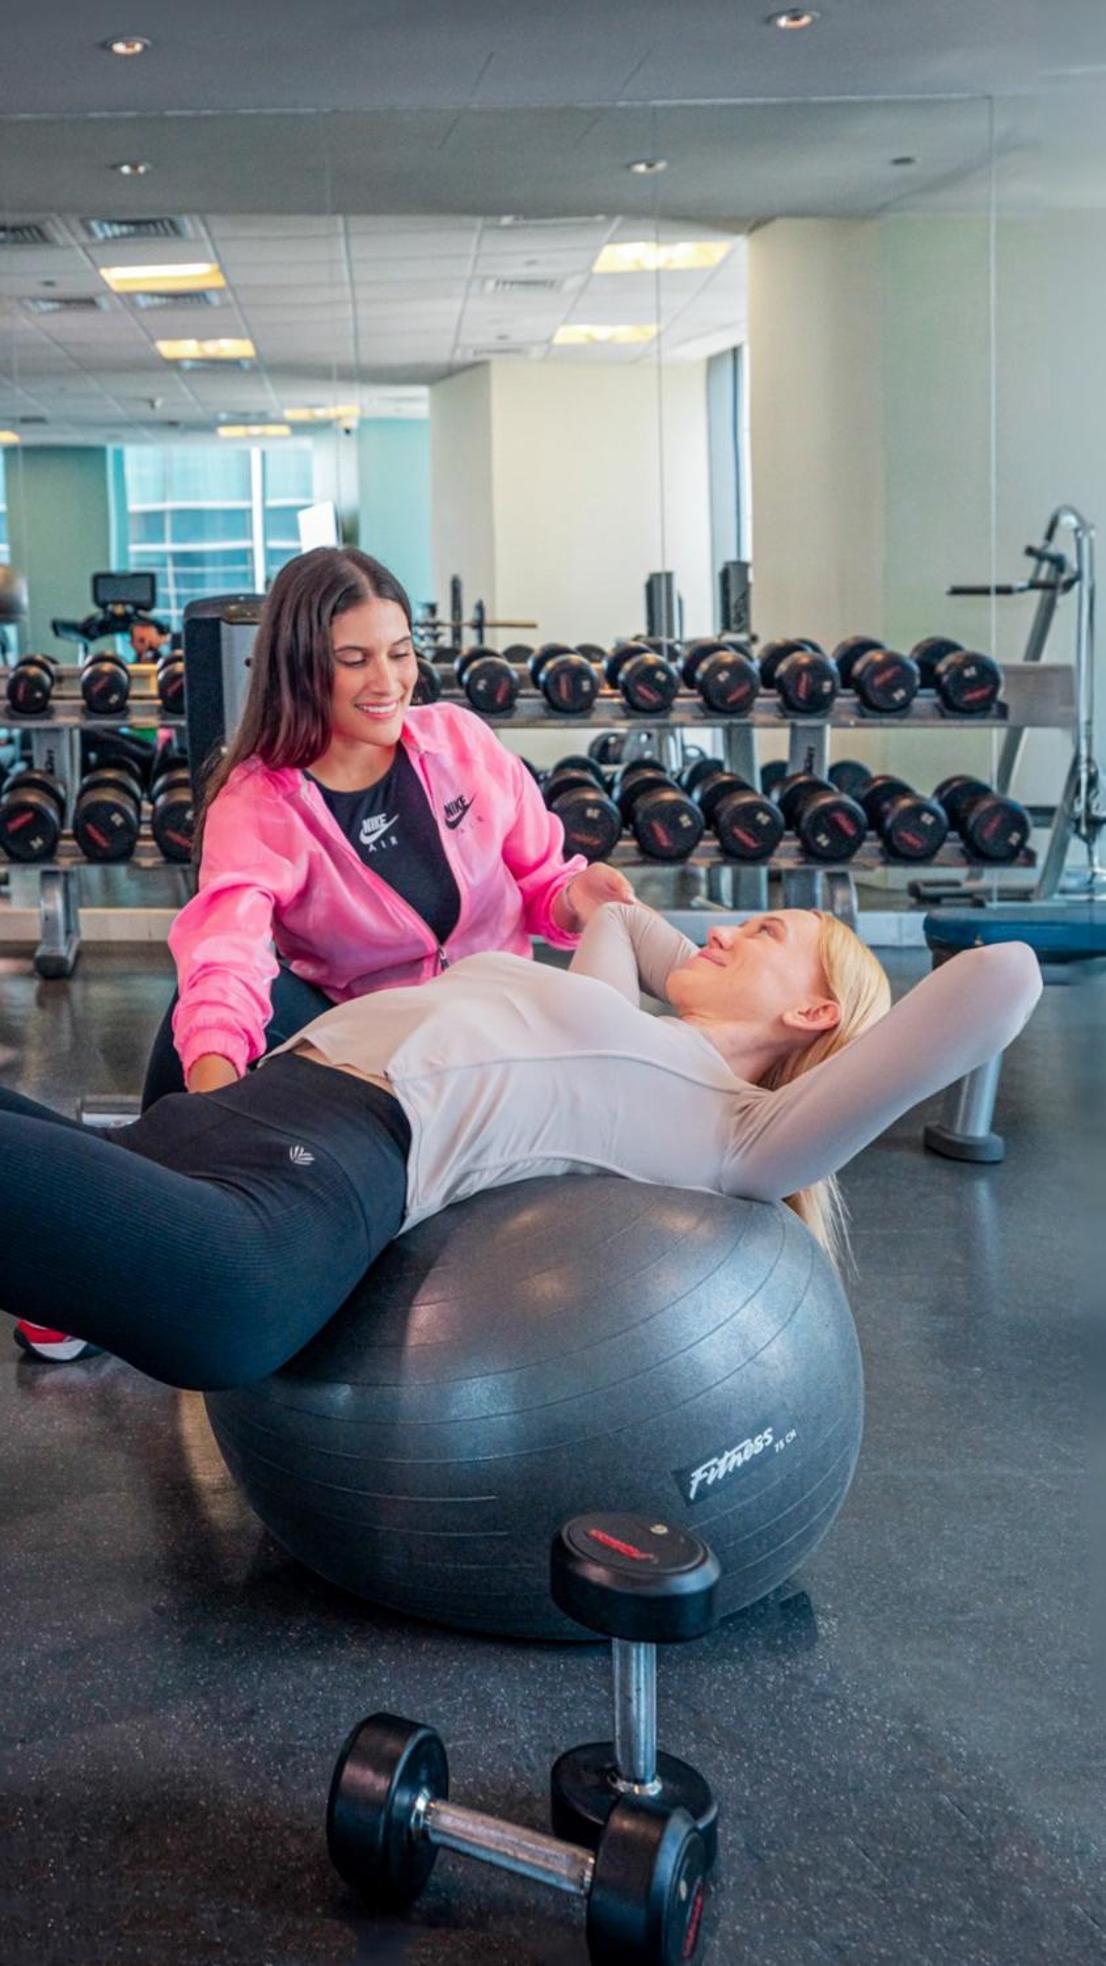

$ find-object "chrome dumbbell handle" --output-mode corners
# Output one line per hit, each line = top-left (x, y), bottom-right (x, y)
(613, 1639), (660, 1791)
(412, 1790), (595, 1897)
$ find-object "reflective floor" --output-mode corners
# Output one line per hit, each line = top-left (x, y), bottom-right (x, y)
(1, 946), (1101, 1966)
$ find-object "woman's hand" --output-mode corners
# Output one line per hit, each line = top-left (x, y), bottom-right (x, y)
(552, 863), (637, 934)
(186, 1054), (241, 1095)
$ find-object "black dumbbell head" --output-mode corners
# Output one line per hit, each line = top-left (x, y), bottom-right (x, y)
(73, 767), (142, 862)
(81, 653), (131, 714)
(0, 768), (65, 863)
(832, 635), (884, 685)
(455, 646), (518, 714)
(679, 756), (726, 797)
(532, 645), (600, 715)
(606, 644), (680, 713)
(589, 731), (625, 767)
(776, 773), (867, 862)
(150, 769), (195, 863)
(707, 779), (786, 863)
(682, 640), (759, 715)
(411, 656), (442, 704)
(627, 783), (706, 861)
(848, 647), (919, 715)
(760, 758), (788, 798)
(758, 637), (823, 687)
(772, 648), (838, 715)
(587, 1800), (708, 1966)
(156, 651), (185, 713)
(553, 753), (606, 785)
(934, 776), (1029, 861)
(863, 775), (950, 862)
(933, 649), (1003, 716)
(910, 635), (964, 686)
(501, 642), (534, 665)
(327, 1712), (447, 1908)
(828, 758), (874, 800)
(933, 774), (989, 829)
(551, 1512), (720, 1644)
(6, 654), (58, 716)
(548, 783), (623, 862)
(614, 759), (669, 821)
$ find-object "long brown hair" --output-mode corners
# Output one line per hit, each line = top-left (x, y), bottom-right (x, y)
(759, 914), (892, 1268)
(192, 546), (412, 858)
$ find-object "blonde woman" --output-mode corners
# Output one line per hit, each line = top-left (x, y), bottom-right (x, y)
(0, 904), (1039, 1389)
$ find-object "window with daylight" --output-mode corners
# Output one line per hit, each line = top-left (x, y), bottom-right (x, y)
(119, 444), (315, 628)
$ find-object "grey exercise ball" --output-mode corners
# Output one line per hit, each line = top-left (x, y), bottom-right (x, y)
(205, 1179), (863, 1639)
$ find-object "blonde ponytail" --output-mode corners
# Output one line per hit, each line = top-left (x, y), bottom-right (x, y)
(759, 914), (892, 1268)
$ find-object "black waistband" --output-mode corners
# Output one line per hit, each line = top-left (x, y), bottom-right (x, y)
(206, 1052), (412, 1159)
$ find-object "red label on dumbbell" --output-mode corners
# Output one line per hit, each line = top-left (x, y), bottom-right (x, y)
(586, 1528), (657, 1564)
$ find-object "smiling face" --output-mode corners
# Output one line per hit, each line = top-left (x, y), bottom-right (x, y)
(328, 595), (418, 754)
(666, 911), (841, 1042)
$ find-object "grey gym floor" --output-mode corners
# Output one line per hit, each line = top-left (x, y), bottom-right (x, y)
(0, 939), (1101, 1966)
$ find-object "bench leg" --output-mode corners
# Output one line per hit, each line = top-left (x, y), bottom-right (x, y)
(923, 1056), (1005, 1163)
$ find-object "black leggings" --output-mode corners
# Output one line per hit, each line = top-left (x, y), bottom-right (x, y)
(141, 964), (333, 1108)
(0, 1057), (410, 1390)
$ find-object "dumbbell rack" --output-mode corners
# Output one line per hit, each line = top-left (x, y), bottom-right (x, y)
(432, 660), (1073, 928)
(0, 663), (186, 977)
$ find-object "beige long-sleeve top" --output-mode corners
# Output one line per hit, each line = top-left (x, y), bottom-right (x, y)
(272, 904), (1042, 1231)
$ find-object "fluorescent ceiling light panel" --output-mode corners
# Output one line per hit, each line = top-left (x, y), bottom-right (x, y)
(157, 337), (255, 361)
(102, 262), (225, 294)
(0, 430), (21, 446)
(593, 241), (732, 275)
(283, 404), (361, 422)
(217, 423), (292, 439)
(554, 323), (658, 346)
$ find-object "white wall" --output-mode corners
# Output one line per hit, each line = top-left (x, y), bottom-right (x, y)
(429, 364), (496, 620)
(747, 220), (885, 650)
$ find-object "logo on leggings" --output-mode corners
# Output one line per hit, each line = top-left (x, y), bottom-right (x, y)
(674, 1426), (782, 1505)
(289, 1144), (316, 1167)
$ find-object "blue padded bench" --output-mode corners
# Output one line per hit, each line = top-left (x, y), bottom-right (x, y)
(923, 904), (1106, 1161)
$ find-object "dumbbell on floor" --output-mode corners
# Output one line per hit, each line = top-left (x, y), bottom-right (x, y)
(861, 775), (949, 862)
(616, 762), (705, 861)
(454, 645), (518, 715)
(833, 637), (919, 716)
(910, 637), (1004, 717)
(73, 759), (143, 862)
(550, 1511), (721, 1871)
(934, 775), (1031, 863)
(544, 758), (623, 862)
(328, 1713), (707, 1966)
(606, 643), (681, 715)
(81, 650), (131, 716)
(775, 772), (867, 862)
(681, 639), (759, 716)
(682, 759), (784, 863)
(531, 643), (601, 715)
(0, 767), (66, 862)
(759, 639), (838, 716)
(6, 654), (59, 717)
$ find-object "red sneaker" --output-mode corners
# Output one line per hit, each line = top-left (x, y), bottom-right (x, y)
(13, 1321), (102, 1363)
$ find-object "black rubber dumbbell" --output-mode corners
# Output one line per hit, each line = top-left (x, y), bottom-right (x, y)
(616, 762), (705, 862)
(605, 643), (681, 715)
(760, 758), (788, 799)
(73, 759), (143, 862)
(6, 654), (59, 717)
(861, 775), (949, 863)
(0, 767), (66, 863)
(156, 649), (185, 714)
(530, 643), (601, 716)
(910, 637), (1004, 717)
(682, 759), (784, 863)
(589, 731), (625, 767)
(454, 645), (519, 715)
(827, 758), (874, 800)
(328, 1712), (706, 1966)
(81, 651), (131, 716)
(411, 656), (443, 705)
(549, 1511), (721, 1871)
(832, 636), (919, 716)
(775, 772), (867, 862)
(759, 639), (838, 716)
(681, 639), (760, 716)
(933, 774), (1031, 863)
(150, 751), (194, 863)
(544, 761), (623, 863)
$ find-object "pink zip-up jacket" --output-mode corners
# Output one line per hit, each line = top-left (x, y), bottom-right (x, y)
(169, 702), (587, 1081)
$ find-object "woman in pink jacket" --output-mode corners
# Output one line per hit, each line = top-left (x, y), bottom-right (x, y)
(16, 545), (631, 1361)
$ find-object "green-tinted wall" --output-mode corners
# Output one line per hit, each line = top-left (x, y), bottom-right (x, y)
(358, 419), (432, 609)
(6, 446), (113, 656)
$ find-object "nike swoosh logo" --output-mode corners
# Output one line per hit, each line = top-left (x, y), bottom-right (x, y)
(444, 799), (474, 830)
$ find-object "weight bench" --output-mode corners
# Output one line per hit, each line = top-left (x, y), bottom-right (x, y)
(923, 904), (1106, 1162)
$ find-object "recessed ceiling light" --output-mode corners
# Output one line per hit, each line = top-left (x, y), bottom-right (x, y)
(554, 323), (658, 347)
(112, 162), (151, 177)
(594, 240), (731, 275)
(102, 35), (151, 55)
(891, 155), (917, 167)
(283, 403), (361, 423)
(0, 431), (21, 447)
(768, 8), (821, 26)
(217, 424), (292, 439)
(102, 261), (224, 294)
(156, 337), (255, 361)
(628, 159), (668, 176)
